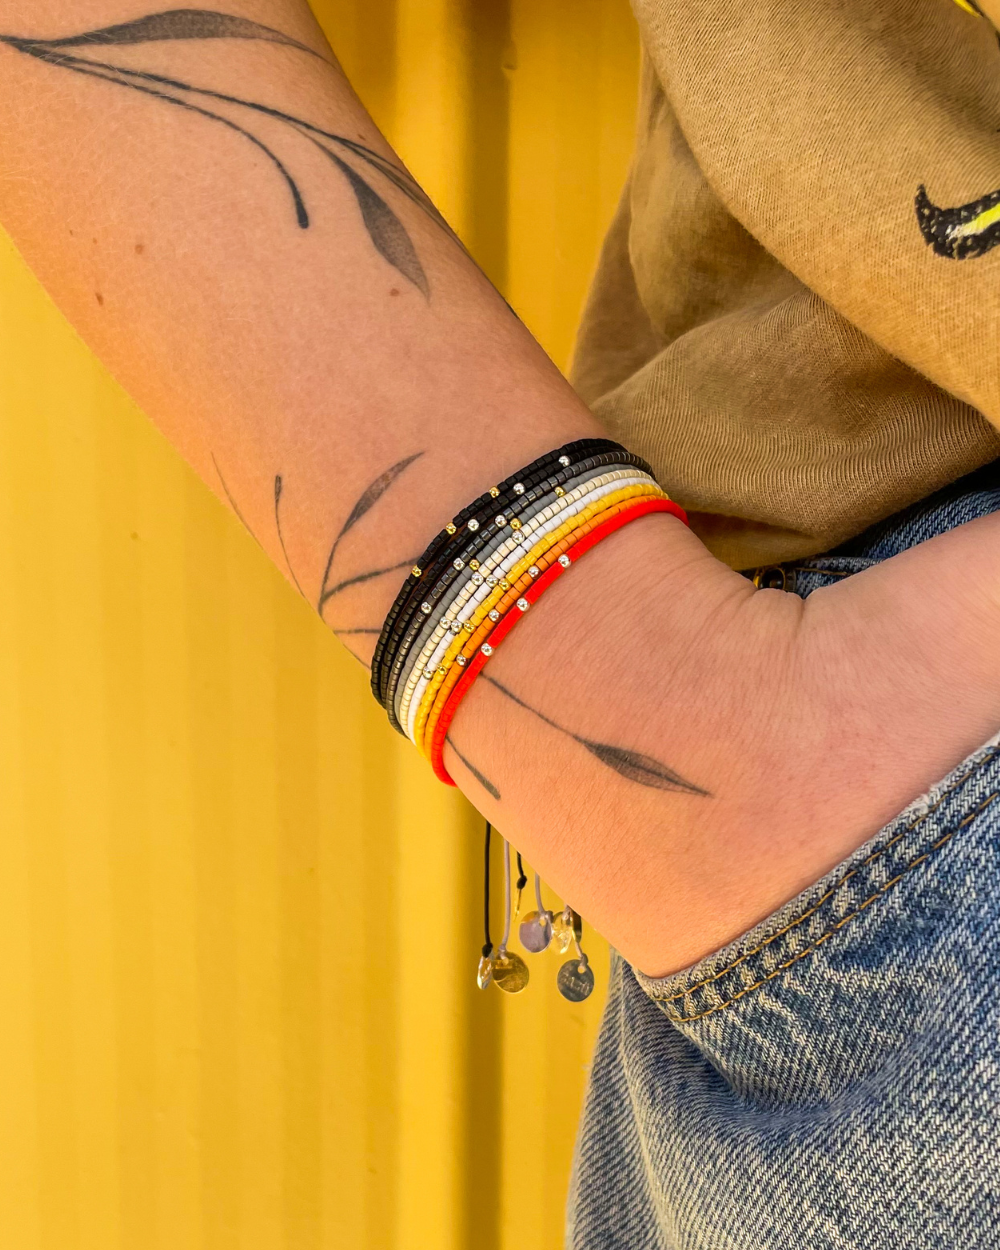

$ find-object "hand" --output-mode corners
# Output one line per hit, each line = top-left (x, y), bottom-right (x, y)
(450, 509), (1000, 976)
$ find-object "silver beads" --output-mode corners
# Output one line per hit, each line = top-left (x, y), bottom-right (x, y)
(420, 602), (432, 614)
(528, 565), (540, 578)
(513, 482), (525, 494)
(558, 454), (571, 466)
(471, 573), (484, 586)
(558, 554), (571, 568)
(488, 609), (500, 622)
(453, 557), (465, 570)
(467, 518), (480, 532)
(481, 643), (494, 657)
(495, 515), (507, 528)
(516, 598), (529, 612)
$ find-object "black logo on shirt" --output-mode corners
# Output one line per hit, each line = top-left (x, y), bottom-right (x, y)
(916, 183), (1000, 259)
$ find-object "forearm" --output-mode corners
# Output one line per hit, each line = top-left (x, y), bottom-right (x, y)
(2, 2), (998, 978)
(0, 0), (604, 648)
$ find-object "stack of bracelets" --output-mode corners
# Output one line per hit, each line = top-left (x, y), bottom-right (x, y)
(370, 438), (689, 995)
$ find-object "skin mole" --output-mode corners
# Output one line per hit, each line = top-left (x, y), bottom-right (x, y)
(135, 242), (145, 255)
(95, 291), (104, 306)
(389, 287), (400, 296)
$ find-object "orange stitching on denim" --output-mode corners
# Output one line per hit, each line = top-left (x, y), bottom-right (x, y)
(656, 747), (999, 1005)
(655, 783), (1000, 1021)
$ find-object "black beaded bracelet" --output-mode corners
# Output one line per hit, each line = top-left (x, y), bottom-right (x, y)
(371, 437), (620, 702)
(381, 452), (638, 715)
(369, 442), (596, 703)
(372, 440), (654, 728)
(384, 451), (653, 728)
(370, 438), (620, 705)
(375, 443), (644, 717)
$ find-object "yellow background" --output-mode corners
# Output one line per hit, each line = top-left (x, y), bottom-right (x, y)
(0, 1), (639, 1246)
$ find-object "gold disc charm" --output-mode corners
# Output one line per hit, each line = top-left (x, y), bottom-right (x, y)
(551, 908), (582, 954)
(557, 956), (594, 1002)
(477, 954), (494, 990)
(492, 949), (530, 993)
(518, 910), (552, 953)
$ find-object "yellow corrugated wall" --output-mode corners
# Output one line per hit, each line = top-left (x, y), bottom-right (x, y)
(0, 2), (639, 1246)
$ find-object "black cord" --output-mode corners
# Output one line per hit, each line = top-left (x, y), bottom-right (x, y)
(516, 851), (527, 891)
(483, 821), (493, 957)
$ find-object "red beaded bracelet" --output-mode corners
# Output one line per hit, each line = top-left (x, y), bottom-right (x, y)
(429, 496), (689, 785)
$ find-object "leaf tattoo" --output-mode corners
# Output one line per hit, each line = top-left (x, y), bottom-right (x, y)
(27, 9), (324, 57)
(446, 737), (502, 801)
(0, 10), (445, 292)
(317, 452), (424, 616)
(576, 741), (707, 792)
(481, 674), (710, 796)
(319, 151), (429, 297)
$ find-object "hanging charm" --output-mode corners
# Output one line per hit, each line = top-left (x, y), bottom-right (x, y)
(494, 838), (530, 994)
(518, 873), (553, 952)
(557, 954), (594, 1002)
(518, 912), (552, 953)
(493, 948), (530, 993)
(557, 918), (595, 1002)
(551, 905), (582, 954)
(477, 950), (494, 990)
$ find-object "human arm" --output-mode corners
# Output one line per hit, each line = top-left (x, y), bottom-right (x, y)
(0, 1), (998, 976)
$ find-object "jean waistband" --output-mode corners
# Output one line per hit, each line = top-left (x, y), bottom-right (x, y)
(750, 459), (1000, 596)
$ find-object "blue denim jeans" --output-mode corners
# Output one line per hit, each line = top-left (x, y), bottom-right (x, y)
(567, 460), (1000, 1249)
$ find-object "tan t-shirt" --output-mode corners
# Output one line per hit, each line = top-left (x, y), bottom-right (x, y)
(571, 0), (1000, 569)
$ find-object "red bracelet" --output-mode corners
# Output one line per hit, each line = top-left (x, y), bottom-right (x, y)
(429, 496), (688, 785)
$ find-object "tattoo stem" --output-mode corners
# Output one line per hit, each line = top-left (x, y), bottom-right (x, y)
(273, 475), (305, 596)
(212, 453), (262, 547)
(446, 737), (502, 801)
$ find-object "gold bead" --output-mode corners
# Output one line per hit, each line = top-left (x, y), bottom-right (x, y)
(499, 579), (510, 591)
(489, 487), (500, 498)
(445, 522), (457, 535)
(555, 487), (565, 497)
(510, 518), (521, 530)
(411, 565), (422, 577)
(464, 622), (475, 633)
(469, 560), (480, 571)
(437, 665), (447, 676)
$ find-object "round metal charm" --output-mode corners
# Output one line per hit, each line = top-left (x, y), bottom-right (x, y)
(557, 957), (595, 1003)
(518, 910), (552, 953)
(492, 950), (530, 994)
(551, 908), (582, 954)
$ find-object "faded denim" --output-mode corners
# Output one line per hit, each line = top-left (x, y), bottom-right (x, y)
(568, 461), (1000, 1249)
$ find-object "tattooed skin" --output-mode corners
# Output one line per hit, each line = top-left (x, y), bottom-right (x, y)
(315, 452), (424, 619)
(212, 451), (263, 548)
(0, 9), (451, 294)
(446, 737), (502, 801)
(480, 674), (710, 795)
(6, 12), (692, 801)
(273, 475), (305, 596)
